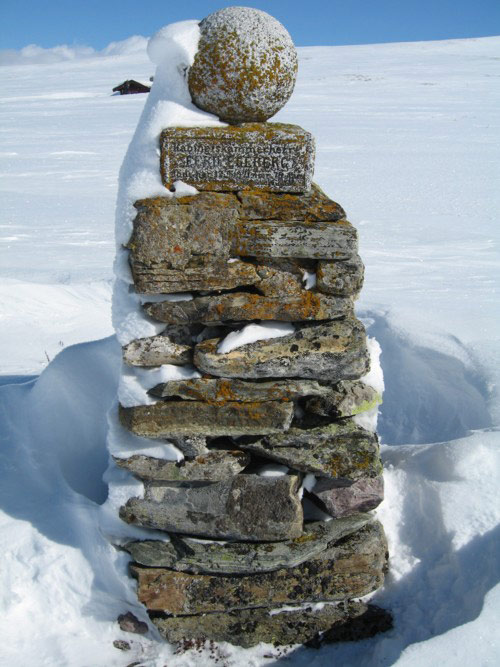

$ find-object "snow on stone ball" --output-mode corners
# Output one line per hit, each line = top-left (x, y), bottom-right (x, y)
(188, 7), (298, 124)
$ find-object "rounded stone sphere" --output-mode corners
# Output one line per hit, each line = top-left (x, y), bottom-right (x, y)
(188, 7), (298, 124)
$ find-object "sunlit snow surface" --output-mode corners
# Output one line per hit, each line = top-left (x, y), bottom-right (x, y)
(0, 34), (499, 666)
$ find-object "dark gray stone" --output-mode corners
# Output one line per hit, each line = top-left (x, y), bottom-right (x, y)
(149, 377), (332, 402)
(123, 514), (373, 574)
(130, 522), (388, 613)
(232, 219), (357, 260)
(122, 331), (192, 367)
(152, 601), (390, 648)
(127, 194), (236, 294)
(311, 476), (384, 518)
(317, 254), (365, 296)
(120, 474), (303, 541)
(194, 317), (370, 381)
(304, 380), (381, 418)
(117, 611), (148, 635)
(161, 124), (314, 193)
(113, 450), (250, 482)
(144, 291), (352, 324)
(119, 400), (294, 438)
(240, 420), (382, 481)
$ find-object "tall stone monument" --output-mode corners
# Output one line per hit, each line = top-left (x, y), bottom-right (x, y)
(113, 7), (391, 648)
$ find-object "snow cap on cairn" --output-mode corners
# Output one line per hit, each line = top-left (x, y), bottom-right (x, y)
(188, 6), (298, 124)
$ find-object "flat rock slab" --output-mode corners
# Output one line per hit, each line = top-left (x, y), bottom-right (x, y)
(304, 380), (381, 418)
(130, 522), (387, 614)
(194, 317), (370, 381)
(152, 600), (390, 648)
(240, 420), (382, 481)
(113, 450), (250, 482)
(160, 124), (314, 193)
(127, 194), (237, 294)
(119, 399), (293, 438)
(122, 332), (192, 367)
(317, 255), (365, 297)
(144, 291), (352, 324)
(120, 474), (303, 541)
(149, 377), (333, 402)
(123, 513), (373, 574)
(232, 219), (357, 260)
(237, 183), (345, 222)
(311, 476), (384, 518)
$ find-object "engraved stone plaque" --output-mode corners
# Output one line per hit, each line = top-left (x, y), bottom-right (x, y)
(160, 123), (315, 193)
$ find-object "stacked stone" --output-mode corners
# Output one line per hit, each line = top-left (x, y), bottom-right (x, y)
(115, 7), (390, 648)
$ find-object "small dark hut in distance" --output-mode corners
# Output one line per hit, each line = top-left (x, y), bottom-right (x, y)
(113, 80), (151, 95)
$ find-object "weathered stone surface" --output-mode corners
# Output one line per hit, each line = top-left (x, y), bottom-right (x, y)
(127, 194), (236, 293)
(144, 291), (352, 325)
(130, 522), (387, 614)
(117, 611), (148, 635)
(123, 514), (373, 574)
(305, 380), (382, 418)
(194, 317), (370, 381)
(119, 400), (293, 438)
(120, 474), (303, 541)
(317, 255), (365, 297)
(122, 331), (192, 367)
(188, 7), (297, 124)
(232, 219), (357, 260)
(149, 377), (333, 403)
(152, 601), (390, 648)
(237, 183), (346, 222)
(160, 124), (314, 193)
(113, 450), (250, 482)
(169, 436), (208, 459)
(311, 476), (384, 518)
(253, 258), (311, 296)
(240, 420), (382, 481)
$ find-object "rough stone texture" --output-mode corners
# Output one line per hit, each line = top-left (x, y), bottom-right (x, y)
(144, 291), (352, 325)
(240, 420), (382, 481)
(168, 435), (208, 459)
(194, 317), (370, 381)
(188, 7), (297, 124)
(120, 474), (303, 541)
(161, 124), (314, 193)
(130, 522), (387, 614)
(304, 380), (382, 418)
(237, 183), (346, 222)
(123, 514), (373, 574)
(127, 193), (237, 293)
(119, 400), (294, 438)
(149, 377), (333, 403)
(317, 255), (365, 297)
(122, 331), (192, 367)
(117, 611), (148, 635)
(152, 601), (390, 648)
(113, 450), (250, 482)
(311, 476), (384, 518)
(253, 258), (312, 296)
(232, 218), (357, 260)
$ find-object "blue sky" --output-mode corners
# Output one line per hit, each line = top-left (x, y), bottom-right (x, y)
(1, 0), (499, 50)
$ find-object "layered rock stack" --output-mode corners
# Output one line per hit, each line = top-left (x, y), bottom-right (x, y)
(113, 7), (391, 648)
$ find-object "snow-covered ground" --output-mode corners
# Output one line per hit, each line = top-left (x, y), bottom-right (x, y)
(0, 33), (499, 666)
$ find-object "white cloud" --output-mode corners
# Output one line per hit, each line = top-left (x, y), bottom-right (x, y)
(0, 35), (148, 66)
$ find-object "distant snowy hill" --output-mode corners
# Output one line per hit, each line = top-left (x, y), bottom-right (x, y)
(0, 34), (499, 666)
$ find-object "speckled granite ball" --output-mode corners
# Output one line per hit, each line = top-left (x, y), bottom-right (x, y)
(188, 7), (298, 124)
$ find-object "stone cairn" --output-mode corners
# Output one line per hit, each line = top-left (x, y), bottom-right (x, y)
(115, 7), (391, 648)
